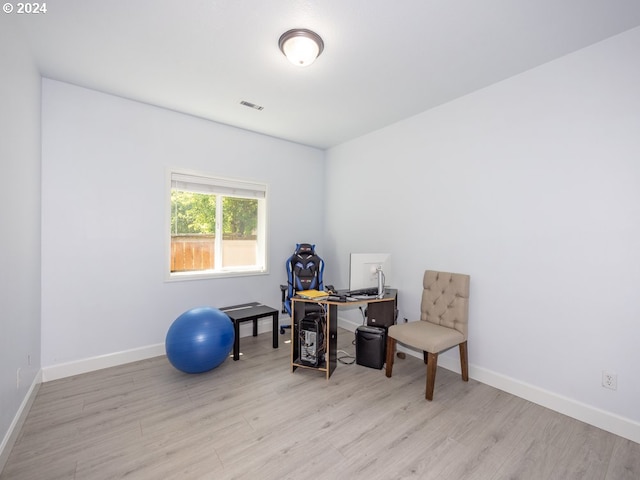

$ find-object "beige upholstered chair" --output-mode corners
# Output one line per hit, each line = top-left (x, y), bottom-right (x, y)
(385, 270), (470, 400)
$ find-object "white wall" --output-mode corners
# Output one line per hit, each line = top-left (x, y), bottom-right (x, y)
(41, 80), (325, 371)
(325, 27), (640, 436)
(0, 17), (42, 466)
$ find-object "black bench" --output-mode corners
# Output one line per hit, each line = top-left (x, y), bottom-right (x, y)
(220, 302), (279, 361)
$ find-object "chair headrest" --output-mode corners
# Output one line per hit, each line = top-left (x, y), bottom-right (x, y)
(295, 243), (316, 256)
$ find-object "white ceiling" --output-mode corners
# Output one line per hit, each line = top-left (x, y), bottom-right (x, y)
(16, 0), (640, 149)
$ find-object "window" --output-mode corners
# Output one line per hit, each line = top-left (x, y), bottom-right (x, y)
(168, 171), (267, 279)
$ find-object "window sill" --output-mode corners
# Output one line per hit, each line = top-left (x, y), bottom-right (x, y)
(165, 268), (268, 282)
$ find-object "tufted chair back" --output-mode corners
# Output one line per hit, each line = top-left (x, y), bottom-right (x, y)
(421, 270), (470, 339)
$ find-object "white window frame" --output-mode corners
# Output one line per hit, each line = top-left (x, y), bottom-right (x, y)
(166, 169), (268, 281)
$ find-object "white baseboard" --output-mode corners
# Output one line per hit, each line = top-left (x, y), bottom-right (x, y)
(338, 316), (640, 445)
(41, 318), (277, 383)
(0, 371), (42, 473)
(337, 317), (366, 332)
(461, 361), (640, 445)
(42, 343), (166, 382)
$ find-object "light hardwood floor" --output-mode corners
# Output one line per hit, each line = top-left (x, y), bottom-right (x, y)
(2, 328), (639, 480)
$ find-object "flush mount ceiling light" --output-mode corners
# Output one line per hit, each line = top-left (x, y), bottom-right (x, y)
(278, 29), (324, 67)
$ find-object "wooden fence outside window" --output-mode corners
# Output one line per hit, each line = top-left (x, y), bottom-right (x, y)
(171, 235), (257, 272)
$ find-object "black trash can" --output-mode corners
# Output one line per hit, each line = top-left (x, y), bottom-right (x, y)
(355, 325), (386, 369)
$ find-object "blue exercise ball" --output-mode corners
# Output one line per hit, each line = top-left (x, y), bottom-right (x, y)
(165, 306), (235, 373)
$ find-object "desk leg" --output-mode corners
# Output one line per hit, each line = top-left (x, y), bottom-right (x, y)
(272, 312), (279, 349)
(233, 321), (240, 361)
(327, 304), (338, 379)
(252, 319), (258, 337)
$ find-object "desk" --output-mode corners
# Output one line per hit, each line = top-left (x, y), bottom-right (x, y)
(220, 302), (279, 361)
(290, 289), (397, 379)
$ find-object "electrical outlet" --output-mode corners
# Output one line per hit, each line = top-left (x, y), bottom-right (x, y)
(602, 371), (617, 390)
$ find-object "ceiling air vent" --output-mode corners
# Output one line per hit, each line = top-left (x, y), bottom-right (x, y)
(240, 100), (264, 111)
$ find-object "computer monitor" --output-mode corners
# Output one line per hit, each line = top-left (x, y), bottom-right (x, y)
(349, 253), (391, 293)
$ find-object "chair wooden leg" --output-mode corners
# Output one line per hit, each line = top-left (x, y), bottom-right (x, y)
(426, 352), (438, 401)
(385, 336), (396, 378)
(459, 341), (469, 382)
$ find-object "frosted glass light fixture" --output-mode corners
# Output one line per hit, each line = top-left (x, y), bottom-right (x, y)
(278, 29), (324, 67)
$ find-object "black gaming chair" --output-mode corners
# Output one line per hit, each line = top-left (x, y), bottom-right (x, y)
(279, 243), (327, 334)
